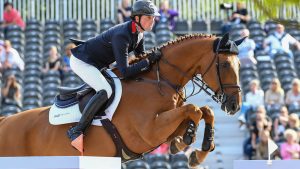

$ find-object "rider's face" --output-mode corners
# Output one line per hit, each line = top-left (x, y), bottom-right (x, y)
(139, 15), (155, 31)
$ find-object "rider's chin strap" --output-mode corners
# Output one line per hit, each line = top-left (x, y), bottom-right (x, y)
(132, 16), (145, 31)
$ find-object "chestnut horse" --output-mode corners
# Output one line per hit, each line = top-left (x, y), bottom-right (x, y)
(0, 33), (243, 167)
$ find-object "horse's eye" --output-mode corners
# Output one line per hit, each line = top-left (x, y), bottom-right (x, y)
(222, 62), (230, 68)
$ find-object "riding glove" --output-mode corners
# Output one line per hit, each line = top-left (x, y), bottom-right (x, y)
(148, 50), (162, 64)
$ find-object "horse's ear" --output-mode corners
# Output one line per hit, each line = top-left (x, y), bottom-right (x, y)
(234, 36), (247, 46)
(219, 33), (229, 47)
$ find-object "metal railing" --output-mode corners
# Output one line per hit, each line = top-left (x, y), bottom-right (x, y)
(0, 0), (299, 22)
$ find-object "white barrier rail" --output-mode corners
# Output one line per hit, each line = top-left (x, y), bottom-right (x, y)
(0, 156), (121, 169)
(234, 160), (300, 169)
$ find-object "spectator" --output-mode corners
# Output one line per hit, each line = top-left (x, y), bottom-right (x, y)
(1, 2), (25, 30)
(264, 24), (300, 58)
(287, 113), (300, 135)
(1, 74), (21, 107)
(222, 2), (251, 34)
(246, 80), (265, 109)
(239, 80), (264, 129)
(255, 130), (271, 160)
(117, 0), (132, 23)
(157, 0), (178, 31)
(0, 40), (4, 70)
(238, 28), (256, 65)
(62, 43), (76, 72)
(249, 105), (273, 129)
(280, 129), (300, 160)
(244, 110), (271, 160)
(42, 46), (61, 73)
(273, 106), (289, 143)
(0, 40), (24, 72)
(265, 78), (285, 111)
(285, 78), (300, 108)
(245, 79), (265, 115)
(230, 2), (251, 25)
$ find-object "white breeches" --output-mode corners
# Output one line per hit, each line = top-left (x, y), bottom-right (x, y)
(70, 56), (112, 98)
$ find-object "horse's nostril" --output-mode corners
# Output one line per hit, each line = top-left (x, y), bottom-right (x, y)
(231, 103), (236, 112)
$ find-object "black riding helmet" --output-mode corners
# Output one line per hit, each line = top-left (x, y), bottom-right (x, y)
(131, 0), (160, 31)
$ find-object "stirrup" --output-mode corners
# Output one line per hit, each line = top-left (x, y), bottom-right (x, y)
(67, 126), (83, 141)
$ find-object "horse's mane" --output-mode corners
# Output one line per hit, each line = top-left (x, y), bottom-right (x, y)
(129, 33), (215, 64)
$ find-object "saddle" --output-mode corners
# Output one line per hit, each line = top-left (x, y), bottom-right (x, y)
(54, 70), (115, 117)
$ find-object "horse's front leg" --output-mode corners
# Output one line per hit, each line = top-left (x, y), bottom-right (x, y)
(136, 104), (202, 148)
(169, 106), (215, 154)
(189, 106), (215, 167)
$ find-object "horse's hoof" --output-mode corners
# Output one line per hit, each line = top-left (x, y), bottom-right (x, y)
(183, 135), (193, 145)
(210, 143), (215, 152)
(183, 121), (196, 145)
(188, 151), (200, 167)
(170, 139), (180, 154)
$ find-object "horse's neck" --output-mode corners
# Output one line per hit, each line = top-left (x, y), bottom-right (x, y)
(160, 38), (213, 88)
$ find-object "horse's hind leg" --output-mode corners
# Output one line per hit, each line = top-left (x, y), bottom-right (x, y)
(169, 120), (197, 154)
(168, 120), (188, 154)
(136, 104), (202, 148)
(189, 106), (215, 167)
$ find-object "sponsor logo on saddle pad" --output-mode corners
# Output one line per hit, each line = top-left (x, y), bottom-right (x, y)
(49, 70), (122, 126)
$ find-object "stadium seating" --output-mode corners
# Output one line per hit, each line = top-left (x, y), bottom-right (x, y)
(240, 64), (258, 94)
(191, 19), (208, 34)
(81, 19), (98, 40)
(144, 31), (156, 50)
(210, 20), (223, 35)
(63, 20), (80, 47)
(173, 19), (189, 35)
(256, 56), (277, 91)
(100, 18), (115, 33)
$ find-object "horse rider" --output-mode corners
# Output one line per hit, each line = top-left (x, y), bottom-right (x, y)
(67, 0), (162, 150)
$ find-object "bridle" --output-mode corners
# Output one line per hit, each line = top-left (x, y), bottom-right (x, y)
(153, 38), (241, 110)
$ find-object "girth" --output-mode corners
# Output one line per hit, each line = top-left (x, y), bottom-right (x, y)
(101, 119), (142, 162)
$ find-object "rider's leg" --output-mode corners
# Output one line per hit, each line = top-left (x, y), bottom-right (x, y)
(70, 56), (112, 96)
(67, 56), (112, 152)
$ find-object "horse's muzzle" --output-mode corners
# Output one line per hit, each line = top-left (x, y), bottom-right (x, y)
(221, 97), (240, 115)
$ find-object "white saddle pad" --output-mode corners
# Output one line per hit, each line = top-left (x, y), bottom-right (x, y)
(49, 70), (122, 126)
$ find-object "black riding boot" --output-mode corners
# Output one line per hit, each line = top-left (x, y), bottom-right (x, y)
(66, 90), (108, 151)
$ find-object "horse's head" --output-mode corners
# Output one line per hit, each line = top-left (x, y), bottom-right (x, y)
(198, 33), (244, 115)
(152, 33), (245, 115)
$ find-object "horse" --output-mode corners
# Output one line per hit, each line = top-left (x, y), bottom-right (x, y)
(0, 33), (243, 167)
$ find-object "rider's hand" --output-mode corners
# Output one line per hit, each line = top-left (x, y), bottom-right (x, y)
(148, 50), (161, 64)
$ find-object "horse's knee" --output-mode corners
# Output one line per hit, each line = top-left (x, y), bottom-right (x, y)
(200, 106), (214, 115)
(200, 106), (214, 124)
(170, 136), (185, 154)
(185, 104), (198, 112)
(185, 104), (202, 121)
